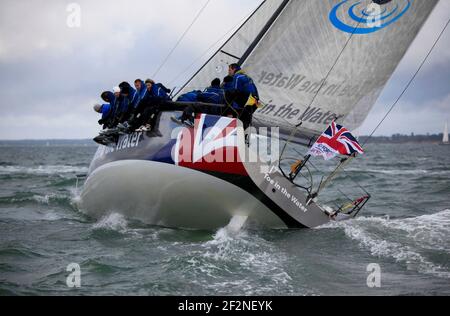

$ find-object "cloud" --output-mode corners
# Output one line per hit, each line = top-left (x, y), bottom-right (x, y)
(0, 0), (259, 63)
(358, 0), (450, 135)
(360, 92), (450, 136)
(397, 0), (450, 71)
(0, 0), (261, 139)
(0, 0), (448, 139)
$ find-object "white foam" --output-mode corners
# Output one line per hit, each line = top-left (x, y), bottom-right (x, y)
(93, 213), (128, 232)
(32, 195), (50, 204)
(8, 193), (66, 205)
(323, 210), (450, 279)
(225, 215), (248, 235)
(70, 187), (82, 209)
(41, 211), (64, 221)
(0, 165), (88, 176)
(193, 226), (294, 294)
(346, 168), (449, 176)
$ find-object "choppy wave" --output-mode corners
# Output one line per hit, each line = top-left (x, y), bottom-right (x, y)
(0, 165), (88, 176)
(346, 168), (449, 176)
(191, 226), (296, 295)
(323, 210), (450, 279)
(93, 213), (129, 232)
(0, 192), (73, 208)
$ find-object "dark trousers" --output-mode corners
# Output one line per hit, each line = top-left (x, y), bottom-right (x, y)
(130, 97), (165, 129)
(221, 105), (254, 130)
(181, 103), (223, 122)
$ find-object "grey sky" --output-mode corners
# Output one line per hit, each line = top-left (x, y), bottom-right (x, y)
(0, 0), (449, 139)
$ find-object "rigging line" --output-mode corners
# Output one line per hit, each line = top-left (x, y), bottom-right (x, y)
(326, 155), (369, 193)
(310, 15), (450, 195)
(291, 146), (366, 195)
(341, 168), (370, 195)
(280, 19), (363, 159)
(239, 0), (291, 66)
(175, 1), (268, 98)
(152, 0), (212, 78)
(167, 11), (252, 88)
(362, 16), (450, 147)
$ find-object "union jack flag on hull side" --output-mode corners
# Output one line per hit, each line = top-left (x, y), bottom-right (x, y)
(174, 114), (248, 176)
(308, 122), (364, 160)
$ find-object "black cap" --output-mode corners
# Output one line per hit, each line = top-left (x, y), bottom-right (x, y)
(101, 91), (110, 102)
(211, 78), (221, 88)
(119, 82), (131, 90)
(223, 76), (233, 83)
(121, 85), (131, 95)
(229, 63), (241, 71)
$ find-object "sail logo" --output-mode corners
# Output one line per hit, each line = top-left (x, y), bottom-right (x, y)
(329, 0), (411, 34)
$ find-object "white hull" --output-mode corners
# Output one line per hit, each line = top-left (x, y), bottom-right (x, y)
(79, 160), (287, 230)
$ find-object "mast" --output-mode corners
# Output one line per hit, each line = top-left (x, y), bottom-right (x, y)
(175, 0), (269, 96)
(239, 0), (291, 66)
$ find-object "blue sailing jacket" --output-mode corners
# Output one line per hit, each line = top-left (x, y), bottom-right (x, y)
(232, 71), (259, 97)
(199, 87), (225, 104)
(135, 80), (148, 103)
(127, 87), (139, 109)
(101, 104), (112, 121)
(177, 90), (201, 102)
(102, 91), (116, 116)
(150, 83), (170, 100)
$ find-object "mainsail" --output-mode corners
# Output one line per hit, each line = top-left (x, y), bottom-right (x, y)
(179, 0), (439, 142)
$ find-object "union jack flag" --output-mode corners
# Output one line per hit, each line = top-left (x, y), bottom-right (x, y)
(308, 122), (364, 160)
(174, 114), (247, 175)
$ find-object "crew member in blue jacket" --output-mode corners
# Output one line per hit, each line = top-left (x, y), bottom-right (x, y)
(106, 86), (124, 127)
(117, 79), (151, 132)
(177, 90), (202, 102)
(229, 64), (258, 98)
(130, 79), (171, 131)
(172, 78), (226, 126)
(226, 63), (259, 129)
(144, 79), (171, 100)
(198, 78), (225, 107)
(111, 86), (131, 126)
(99, 91), (116, 126)
(221, 75), (234, 91)
(118, 81), (139, 125)
(134, 79), (148, 103)
(119, 82), (139, 109)
(94, 100), (113, 130)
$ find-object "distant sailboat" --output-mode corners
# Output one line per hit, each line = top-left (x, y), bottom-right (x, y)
(442, 122), (449, 145)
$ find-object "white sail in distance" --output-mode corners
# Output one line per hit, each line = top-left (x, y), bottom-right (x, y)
(179, 0), (439, 141)
(444, 122), (449, 144)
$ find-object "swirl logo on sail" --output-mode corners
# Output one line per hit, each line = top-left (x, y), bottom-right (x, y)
(329, 0), (411, 34)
